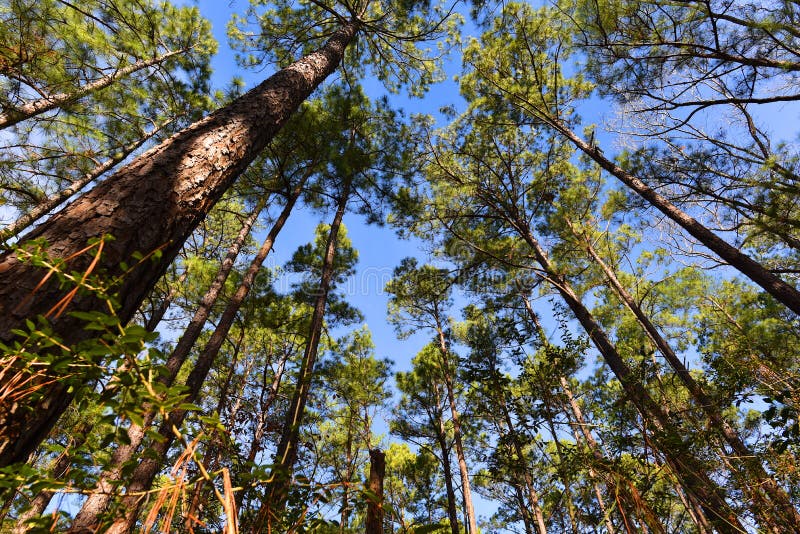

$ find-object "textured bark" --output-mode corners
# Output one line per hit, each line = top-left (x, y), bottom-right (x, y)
(254, 175), (352, 531)
(1, 119), (173, 242)
(67, 199), (265, 533)
(365, 449), (386, 534)
(0, 50), (186, 130)
(565, 218), (800, 532)
(552, 119), (800, 315)
(9, 291), (172, 532)
(0, 20), (358, 468)
(512, 219), (744, 533)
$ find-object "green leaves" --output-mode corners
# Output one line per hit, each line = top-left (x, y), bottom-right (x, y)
(229, 0), (461, 96)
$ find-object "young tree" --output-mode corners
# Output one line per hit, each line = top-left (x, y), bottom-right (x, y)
(386, 259), (479, 534)
(392, 348), (461, 534)
(314, 327), (391, 530)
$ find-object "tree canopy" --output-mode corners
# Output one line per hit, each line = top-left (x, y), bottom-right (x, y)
(1, 0), (800, 532)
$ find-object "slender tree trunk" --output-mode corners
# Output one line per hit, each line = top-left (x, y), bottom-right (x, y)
(435, 328), (479, 534)
(556, 374), (664, 534)
(674, 480), (712, 534)
(143, 269), (189, 332)
(340, 423), (354, 532)
(253, 174), (353, 531)
(235, 344), (291, 518)
(11, 422), (91, 533)
(1, 119), (175, 242)
(0, 50), (188, 130)
(564, 218), (800, 531)
(365, 449), (386, 534)
(496, 388), (547, 534)
(184, 331), (252, 531)
(552, 118), (800, 315)
(436, 407), (461, 534)
(0, 21), (358, 468)
(244, 346), (291, 465)
(539, 392), (579, 534)
(510, 481), (535, 534)
(67, 198), (266, 532)
(511, 219), (744, 533)
(78, 183), (302, 534)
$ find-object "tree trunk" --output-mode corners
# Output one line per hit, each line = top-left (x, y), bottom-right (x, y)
(183, 330), (252, 531)
(480, 349), (546, 534)
(253, 174), (353, 531)
(75, 182), (303, 534)
(436, 403), (461, 534)
(564, 217), (800, 532)
(1, 118), (174, 242)
(8, 284), (176, 531)
(67, 198), (266, 532)
(435, 328), (479, 534)
(0, 20), (358, 468)
(365, 448), (386, 534)
(143, 269), (189, 332)
(512, 219), (744, 533)
(497, 388), (547, 534)
(552, 118), (800, 315)
(539, 391), (578, 534)
(557, 374), (664, 534)
(244, 345), (291, 464)
(0, 49), (187, 130)
(11, 422), (91, 533)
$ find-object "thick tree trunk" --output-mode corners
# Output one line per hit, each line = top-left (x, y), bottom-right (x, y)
(365, 448), (386, 534)
(435, 328), (478, 534)
(67, 198), (266, 532)
(0, 20), (358, 468)
(0, 49), (186, 130)
(552, 119), (800, 315)
(512, 220), (744, 533)
(1, 118), (174, 242)
(253, 174), (353, 531)
(565, 218), (800, 532)
(9, 285), (175, 531)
